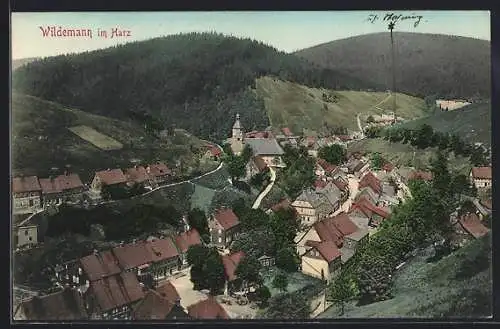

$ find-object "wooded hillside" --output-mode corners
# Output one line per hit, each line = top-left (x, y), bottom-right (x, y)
(12, 32), (376, 142)
(295, 32), (490, 100)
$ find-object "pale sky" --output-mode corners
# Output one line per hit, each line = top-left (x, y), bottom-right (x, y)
(11, 11), (490, 60)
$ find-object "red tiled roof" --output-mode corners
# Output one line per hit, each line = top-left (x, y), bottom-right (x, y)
(333, 179), (347, 192)
(246, 131), (269, 139)
(155, 281), (180, 304)
(317, 158), (337, 174)
(112, 238), (179, 271)
(253, 156), (268, 171)
(208, 145), (222, 157)
(40, 173), (84, 194)
(480, 199), (492, 210)
(90, 272), (145, 312)
(95, 169), (127, 186)
(408, 171), (433, 181)
(383, 162), (395, 172)
(306, 240), (342, 263)
(337, 135), (352, 142)
(359, 172), (382, 195)
(80, 250), (122, 282)
(148, 237), (180, 261)
(132, 290), (176, 320)
(175, 229), (202, 254)
(282, 127), (293, 136)
(332, 212), (359, 236)
(12, 176), (41, 193)
(147, 163), (172, 177)
(124, 166), (149, 184)
(187, 297), (229, 319)
(459, 213), (490, 238)
(222, 251), (245, 282)
(313, 219), (343, 247)
(471, 167), (492, 180)
(314, 179), (328, 189)
(213, 208), (240, 230)
(349, 196), (389, 221)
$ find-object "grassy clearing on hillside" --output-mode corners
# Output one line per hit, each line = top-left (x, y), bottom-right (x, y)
(68, 125), (123, 150)
(348, 138), (471, 174)
(255, 76), (426, 134)
(11, 93), (207, 182)
(319, 235), (492, 318)
(398, 103), (491, 147)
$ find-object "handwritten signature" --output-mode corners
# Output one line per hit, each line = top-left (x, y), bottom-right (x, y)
(366, 13), (424, 28)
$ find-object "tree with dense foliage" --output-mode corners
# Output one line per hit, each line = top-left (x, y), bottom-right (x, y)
(269, 208), (301, 252)
(235, 255), (262, 292)
(280, 149), (315, 198)
(230, 228), (275, 259)
(470, 147), (488, 166)
(275, 247), (299, 273)
(272, 271), (289, 293)
(318, 144), (347, 165)
(366, 115), (375, 123)
(329, 273), (355, 315)
(187, 245), (226, 294)
(254, 285), (271, 307)
(370, 152), (385, 170)
(187, 208), (209, 241)
(365, 125), (383, 139)
(264, 292), (310, 319)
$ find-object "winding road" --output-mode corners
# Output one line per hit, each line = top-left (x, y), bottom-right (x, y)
(356, 92), (393, 137)
(251, 166), (276, 209)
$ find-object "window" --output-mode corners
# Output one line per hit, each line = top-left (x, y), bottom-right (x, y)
(29, 199), (33, 207)
(218, 229), (222, 234)
(218, 237), (222, 243)
(24, 230), (29, 236)
(28, 237), (32, 241)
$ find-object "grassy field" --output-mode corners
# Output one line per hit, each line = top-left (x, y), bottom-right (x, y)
(11, 93), (208, 182)
(68, 125), (123, 150)
(319, 235), (492, 318)
(398, 103), (491, 147)
(348, 138), (472, 174)
(255, 76), (427, 134)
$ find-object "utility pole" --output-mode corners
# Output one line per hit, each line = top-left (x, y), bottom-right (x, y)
(388, 21), (397, 124)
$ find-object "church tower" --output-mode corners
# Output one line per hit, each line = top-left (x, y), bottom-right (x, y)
(230, 113), (244, 155)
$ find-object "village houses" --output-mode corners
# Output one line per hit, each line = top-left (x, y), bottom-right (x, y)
(292, 189), (335, 227)
(39, 173), (85, 207)
(90, 168), (128, 197)
(12, 176), (42, 215)
(132, 282), (188, 320)
(187, 297), (230, 319)
(470, 166), (492, 189)
(296, 212), (369, 282)
(145, 162), (173, 186)
(208, 208), (241, 250)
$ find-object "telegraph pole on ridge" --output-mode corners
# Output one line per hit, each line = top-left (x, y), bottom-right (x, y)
(388, 21), (397, 124)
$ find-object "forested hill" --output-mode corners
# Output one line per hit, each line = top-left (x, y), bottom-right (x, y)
(12, 32), (377, 142)
(295, 32), (491, 101)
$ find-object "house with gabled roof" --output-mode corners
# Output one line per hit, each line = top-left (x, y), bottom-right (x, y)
(175, 228), (202, 267)
(91, 169), (127, 195)
(39, 173), (85, 207)
(124, 166), (151, 188)
(222, 251), (245, 295)
(298, 212), (368, 282)
(244, 138), (286, 168)
(15, 287), (88, 321)
(84, 271), (145, 320)
(348, 196), (390, 229)
(292, 189), (334, 227)
(456, 213), (490, 239)
(132, 282), (188, 320)
(208, 208), (240, 249)
(358, 172), (382, 195)
(187, 297), (229, 319)
(12, 175), (42, 215)
(470, 166), (492, 189)
(146, 162), (172, 186)
(204, 144), (222, 161)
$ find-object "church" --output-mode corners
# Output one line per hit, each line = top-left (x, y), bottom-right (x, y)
(226, 113), (285, 168)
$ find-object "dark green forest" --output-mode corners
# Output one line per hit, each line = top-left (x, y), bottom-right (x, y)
(295, 32), (491, 100)
(13, 32), (375, 142)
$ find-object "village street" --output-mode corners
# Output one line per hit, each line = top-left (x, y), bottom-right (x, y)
(252, 167), (276, 209)
(165, 269), (209, 310)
